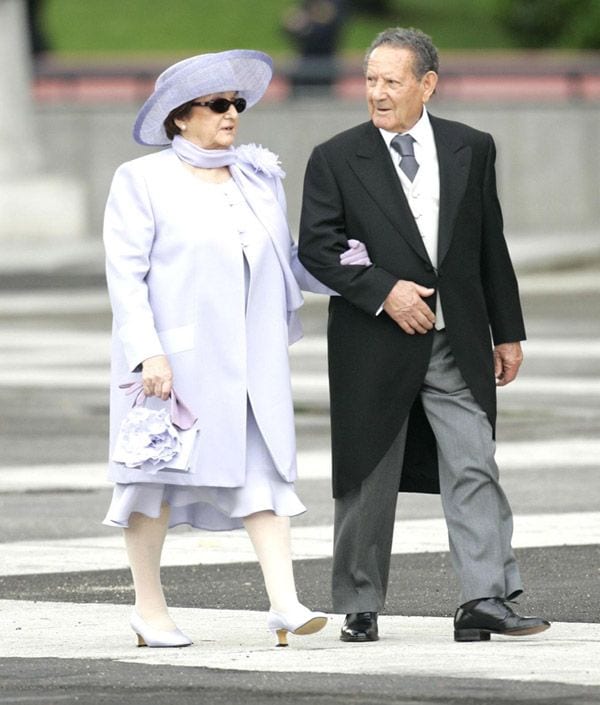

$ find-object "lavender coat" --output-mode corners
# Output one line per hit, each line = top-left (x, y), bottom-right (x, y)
(104, 147), (331, 488)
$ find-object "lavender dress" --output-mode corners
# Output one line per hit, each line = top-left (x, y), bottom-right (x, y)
(103, 178), (306, 530)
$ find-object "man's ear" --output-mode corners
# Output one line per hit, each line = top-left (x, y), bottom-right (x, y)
(422, 71), (438, 102)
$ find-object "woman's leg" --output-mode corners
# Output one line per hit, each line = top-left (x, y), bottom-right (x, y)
(123, 503), (175, 630)
(243, 510), (300, 613)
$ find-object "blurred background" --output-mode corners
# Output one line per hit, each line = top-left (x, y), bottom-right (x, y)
(2, 0), (599, 246)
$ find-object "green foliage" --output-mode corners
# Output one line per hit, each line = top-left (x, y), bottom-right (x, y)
(496, 0), (600, 49)
(567, 2), (600, 49)
(340, 0), (513, 52)
(44, 0), (297, 54)
(43, 0), (598, 54)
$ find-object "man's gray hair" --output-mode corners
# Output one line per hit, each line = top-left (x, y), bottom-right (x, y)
(364, 27), (439, 78)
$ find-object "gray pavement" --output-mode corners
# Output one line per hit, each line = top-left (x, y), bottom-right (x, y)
(0, 233), (599, 704)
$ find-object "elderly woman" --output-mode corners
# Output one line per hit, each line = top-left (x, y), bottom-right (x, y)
(102, 50), (368, 649)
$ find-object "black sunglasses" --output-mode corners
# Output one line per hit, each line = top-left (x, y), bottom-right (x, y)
(190, 97), (247, 114)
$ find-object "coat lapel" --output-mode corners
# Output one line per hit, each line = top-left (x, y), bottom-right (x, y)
(430, 115), (472, 266)
(347, 123), (430, 263)
(231, 164), (305, 315)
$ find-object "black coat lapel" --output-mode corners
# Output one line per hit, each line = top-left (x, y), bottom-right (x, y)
(347, 123), (430, 263)
(431, 115), (472, 266)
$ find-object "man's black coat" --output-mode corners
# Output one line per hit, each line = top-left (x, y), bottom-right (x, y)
(298, 115), (526, 498)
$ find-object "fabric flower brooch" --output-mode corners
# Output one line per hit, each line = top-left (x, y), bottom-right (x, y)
(236, 143), (285, 179)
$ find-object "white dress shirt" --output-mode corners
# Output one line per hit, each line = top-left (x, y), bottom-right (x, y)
(379, 108), (444, 330)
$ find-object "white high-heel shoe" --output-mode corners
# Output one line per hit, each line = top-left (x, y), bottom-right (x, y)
(130, 611), (192, 648)
(267, 605), (328, 647)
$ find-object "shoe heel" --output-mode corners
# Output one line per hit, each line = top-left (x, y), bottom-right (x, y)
(129, 611), (192, 648)
(454, 629), (491, 642)
(275, 629), (289, 647)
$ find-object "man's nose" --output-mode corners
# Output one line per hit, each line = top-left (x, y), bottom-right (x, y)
(370, 80), (387, 100)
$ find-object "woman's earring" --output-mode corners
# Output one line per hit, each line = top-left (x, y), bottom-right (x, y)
(179, 124), (187, 131)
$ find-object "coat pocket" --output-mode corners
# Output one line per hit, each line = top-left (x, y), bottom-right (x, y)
(157, 324), (195, 354)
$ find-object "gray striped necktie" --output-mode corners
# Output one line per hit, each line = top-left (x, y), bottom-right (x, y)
(391, 133), (419, 181)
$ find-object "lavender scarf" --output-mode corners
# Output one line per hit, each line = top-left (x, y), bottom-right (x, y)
(172, 135), (238, 170)
(172, 134), (285, 178)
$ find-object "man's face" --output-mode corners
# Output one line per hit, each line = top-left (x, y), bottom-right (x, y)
(365, 45), (437, 133)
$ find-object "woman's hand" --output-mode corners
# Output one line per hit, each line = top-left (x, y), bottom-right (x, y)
(340, 239), (372, 266)
(142, 354), (173, 400)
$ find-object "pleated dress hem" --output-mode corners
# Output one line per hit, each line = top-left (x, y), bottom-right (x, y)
(102, 479), (307, 532)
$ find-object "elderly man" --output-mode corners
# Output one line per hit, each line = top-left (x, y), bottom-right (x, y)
(298, 27), (550, 642)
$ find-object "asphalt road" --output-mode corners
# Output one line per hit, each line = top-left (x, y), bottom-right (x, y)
(0, 249), (599, 704)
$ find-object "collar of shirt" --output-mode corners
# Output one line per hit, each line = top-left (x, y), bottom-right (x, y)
(379, 107), (436, 166)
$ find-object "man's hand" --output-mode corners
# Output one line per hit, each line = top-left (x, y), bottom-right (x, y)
(383, 280), (435, 335)
(142, 354), (173, 400)
(493, 342), (523, 387)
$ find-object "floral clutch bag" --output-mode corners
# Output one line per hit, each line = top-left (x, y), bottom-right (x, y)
(112, 383), (200, 474)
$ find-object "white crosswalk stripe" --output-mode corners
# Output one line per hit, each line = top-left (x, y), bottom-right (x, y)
(2, 601), (599, 685)
(2, 510), (599, 576)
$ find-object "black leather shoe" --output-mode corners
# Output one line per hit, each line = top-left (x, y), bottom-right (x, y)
(454, 597), (551, 642)
(340, 612), (379, 642)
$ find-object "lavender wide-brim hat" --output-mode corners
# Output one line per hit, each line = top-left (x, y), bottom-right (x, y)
(133, 49), (273, 146)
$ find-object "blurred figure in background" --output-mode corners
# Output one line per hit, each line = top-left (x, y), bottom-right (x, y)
(282, 0), (346, 96)
(26, 0), (50, 56)
(346, 0), (393, 15)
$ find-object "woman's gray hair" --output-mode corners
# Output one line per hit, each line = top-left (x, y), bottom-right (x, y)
(364, 27), (439, 78)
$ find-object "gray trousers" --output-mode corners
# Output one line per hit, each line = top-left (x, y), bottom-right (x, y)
(332, 330), (523, 613)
